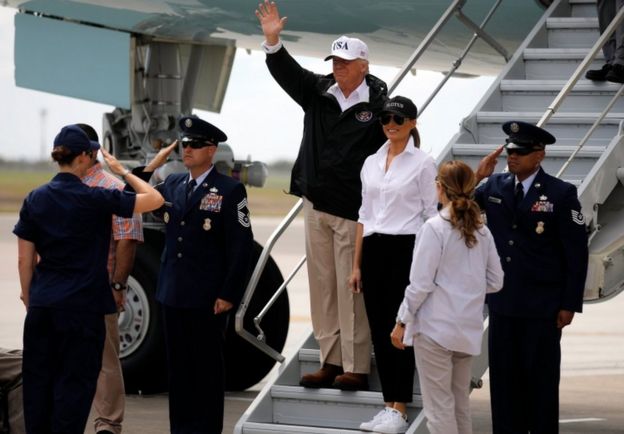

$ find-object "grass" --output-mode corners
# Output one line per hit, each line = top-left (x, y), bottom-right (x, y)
(0, 168), (298, 217)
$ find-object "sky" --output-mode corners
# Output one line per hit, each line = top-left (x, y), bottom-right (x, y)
(0, 7), (495, 164)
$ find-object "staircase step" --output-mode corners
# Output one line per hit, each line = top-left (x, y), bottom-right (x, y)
(298, 348), (422, 393)
(499, 80), (624, 112)
(547, 17), (599, 48)
(570, 0), (598, 18)
(270, 385), (423, 430)
(523, 48), (603, 79)
(475, 111), (621, 146)
(242, 422), (364, 433)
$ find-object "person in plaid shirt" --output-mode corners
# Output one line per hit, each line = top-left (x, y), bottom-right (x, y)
(78, 124), (143, 434)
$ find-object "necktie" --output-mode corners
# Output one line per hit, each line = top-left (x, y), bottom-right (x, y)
(515, 182), (524, 208)
(186, 179), (196, 203)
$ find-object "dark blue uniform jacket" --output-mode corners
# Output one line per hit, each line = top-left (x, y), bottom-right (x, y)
(13, 172), (135, 314)
(155, 169), (253, 309)
(476, 168), (588, 318)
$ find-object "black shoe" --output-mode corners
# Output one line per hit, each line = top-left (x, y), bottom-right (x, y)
(585, 64), (611, 81)
(606, 64), (624, 83)
(96, 431), (114, 434)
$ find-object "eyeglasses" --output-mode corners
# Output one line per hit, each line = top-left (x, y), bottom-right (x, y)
(181, 140), (215, 149)
(505, 147), (537, 156)
(379, 114), (406, 126)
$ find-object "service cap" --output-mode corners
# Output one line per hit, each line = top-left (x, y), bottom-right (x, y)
(179, 116), (227, 145)
(503, 121), (555, 151)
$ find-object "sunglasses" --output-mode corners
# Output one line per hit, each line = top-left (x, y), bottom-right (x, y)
(181, 140), (215, 149)
(505, 147), (538, 156)
(379, 114), (406, 126)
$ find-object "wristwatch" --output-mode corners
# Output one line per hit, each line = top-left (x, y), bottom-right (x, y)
(111, 282), (128, 292)
(395, 316), (406, 328)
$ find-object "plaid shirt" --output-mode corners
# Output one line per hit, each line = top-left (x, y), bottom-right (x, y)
(83, 162), (144, 276)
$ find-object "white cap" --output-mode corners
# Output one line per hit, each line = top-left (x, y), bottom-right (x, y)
(324, 35), (369, 61)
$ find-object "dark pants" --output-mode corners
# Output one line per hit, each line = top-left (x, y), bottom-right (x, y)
(22, 307), (105, 434)
(488, 312), (562, 434)
(162, 304), (227, 434)
(361, 233), (415, 403)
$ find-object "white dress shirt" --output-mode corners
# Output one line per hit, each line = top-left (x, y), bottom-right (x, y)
(358, 138), (438, 236)
(187, 165), (213, 192)
(515, 167), (539, 198)
(397, 207), (504, 355)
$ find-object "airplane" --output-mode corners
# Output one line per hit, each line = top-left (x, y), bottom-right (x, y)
(2, 0), (590, 397)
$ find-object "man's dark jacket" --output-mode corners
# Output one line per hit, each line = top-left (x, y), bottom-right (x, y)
(266, 46), (388, 221)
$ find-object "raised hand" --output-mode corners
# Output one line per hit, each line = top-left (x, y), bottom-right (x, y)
(255, 0), (287, 46)
(144, 140), (179, 172)
(101, 148), (128, 177)
(475, 145), (504, 182)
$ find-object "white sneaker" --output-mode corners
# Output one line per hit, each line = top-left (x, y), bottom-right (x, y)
(359, 407), (389, 431)
(373, 408), (409, 434)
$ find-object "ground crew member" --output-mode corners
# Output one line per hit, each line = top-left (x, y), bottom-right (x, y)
(14, 124), (162, 434)
(474, 121), (589, 433)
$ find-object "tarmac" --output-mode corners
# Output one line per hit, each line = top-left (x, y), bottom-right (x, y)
(1, 213), (623, 433)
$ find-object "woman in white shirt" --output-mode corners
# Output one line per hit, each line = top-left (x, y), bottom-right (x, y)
(349, 96), (438, 434)
(391, 160), (504, 434)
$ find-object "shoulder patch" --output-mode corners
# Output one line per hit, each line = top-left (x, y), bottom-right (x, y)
(571, 209), (585, 225)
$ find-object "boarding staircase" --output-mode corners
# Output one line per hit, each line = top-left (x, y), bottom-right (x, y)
(236, 0), (624, 432)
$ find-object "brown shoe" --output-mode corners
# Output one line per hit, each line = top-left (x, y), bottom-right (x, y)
(332, 372), (369, 391)
(300, 363), (343, 388)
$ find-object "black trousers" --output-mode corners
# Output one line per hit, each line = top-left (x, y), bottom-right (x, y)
(361, 233), (415, 403)
(162, 304), (227, 434)
(22, 307), (105, 434)
(488, 312), (562, 434)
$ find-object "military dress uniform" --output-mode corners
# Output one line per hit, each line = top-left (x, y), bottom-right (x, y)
(151, 117), (253, 434)
(475, 121), (588, 433)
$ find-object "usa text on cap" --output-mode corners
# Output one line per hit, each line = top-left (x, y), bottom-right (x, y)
(324, 35), (369, 61)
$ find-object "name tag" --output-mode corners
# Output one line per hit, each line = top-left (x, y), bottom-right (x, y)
(488, 196), (502, 204)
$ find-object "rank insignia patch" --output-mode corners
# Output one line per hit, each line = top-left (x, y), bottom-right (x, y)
(571, 209), (585, 225)
(237, 198), (251, 228)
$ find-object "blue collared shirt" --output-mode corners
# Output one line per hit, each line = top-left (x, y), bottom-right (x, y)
(14, 172), (136, 314)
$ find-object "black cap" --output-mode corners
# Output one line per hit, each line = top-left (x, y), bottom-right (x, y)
(380, 96), (417, 119)
(53, 125), (100, 153)
(503, 121), (555, 151)
(179, 116), (227, 145)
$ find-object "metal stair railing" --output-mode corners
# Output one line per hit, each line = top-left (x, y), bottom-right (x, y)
(236, 0), (514, 362)
(533, 4), (624, 239)
(389, 0), (508, 114)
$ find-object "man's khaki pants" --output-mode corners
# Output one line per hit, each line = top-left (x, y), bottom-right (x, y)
(303, 198), (371, 374)
(93, 313), (125, 434)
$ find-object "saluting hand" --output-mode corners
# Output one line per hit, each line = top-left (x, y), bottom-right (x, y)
(214, 298), (233, 315)
(255, 0), (287, 45)
(390, 324), (406, 350)
(101, 148), (128, 177)
(475, 145), (504, 183)
(144, 140), (179, 173)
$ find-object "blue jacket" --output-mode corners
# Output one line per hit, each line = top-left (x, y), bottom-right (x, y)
(155, 168), (253, 309)
(476, 168), (588, 318)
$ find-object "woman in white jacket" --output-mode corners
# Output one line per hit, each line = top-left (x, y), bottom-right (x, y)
(391, 160), (504, 434)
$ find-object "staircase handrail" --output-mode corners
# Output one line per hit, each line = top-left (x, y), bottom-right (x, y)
(537, 6), (624, 134)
